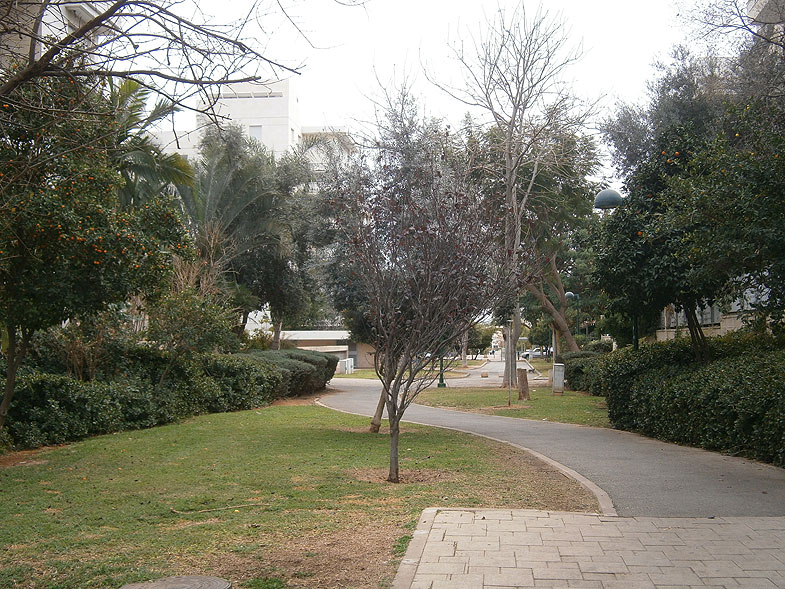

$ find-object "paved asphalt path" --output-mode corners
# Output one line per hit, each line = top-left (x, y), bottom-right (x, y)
(320, 377), (785, 518)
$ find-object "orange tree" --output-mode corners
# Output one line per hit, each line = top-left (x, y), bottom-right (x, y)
(0, 75), (188, 433)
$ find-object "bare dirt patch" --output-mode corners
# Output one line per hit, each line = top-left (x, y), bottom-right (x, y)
(0, 448), (51, 468)
(198, 520), (402, 589)
(271, 392), (322, 406)
(350, 467), (460, 484)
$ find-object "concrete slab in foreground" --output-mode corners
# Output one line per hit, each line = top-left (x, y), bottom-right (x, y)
(393, 509), (785, 589)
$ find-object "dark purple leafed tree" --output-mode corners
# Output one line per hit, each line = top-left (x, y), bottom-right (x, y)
(333, 90), (509, 482)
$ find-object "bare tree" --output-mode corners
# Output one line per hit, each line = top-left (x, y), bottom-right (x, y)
(334, 90), (509, 482)
(0, 1), (301, 109)
(692, 0), (785, 52)
(431, 3), (591, 386)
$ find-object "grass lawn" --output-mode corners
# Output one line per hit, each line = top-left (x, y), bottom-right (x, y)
(0, 404), (598, 588)
(526, 358), (555, 374)
(416, 387), (610, 428)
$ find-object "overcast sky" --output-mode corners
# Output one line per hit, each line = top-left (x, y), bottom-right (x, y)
(193, 0), (708, 180)
(261, 0), (694, 126)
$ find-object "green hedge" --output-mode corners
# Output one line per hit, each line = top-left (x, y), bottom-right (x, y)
(583, 340), (613, 354)
(568, 332), (785, 467)
(618, 350), (785, 466)
(239, 349), (338, 398)
(3, 348), (337, 449)
(562, 353), (603, 393)
(202, 354), (282, 412)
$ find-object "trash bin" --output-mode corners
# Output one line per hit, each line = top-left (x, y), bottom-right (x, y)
(552, 363), (565, 395)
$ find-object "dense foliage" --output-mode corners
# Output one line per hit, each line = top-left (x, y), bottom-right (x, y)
(4, 347), (337, 449)
(563, 333), (785, 466)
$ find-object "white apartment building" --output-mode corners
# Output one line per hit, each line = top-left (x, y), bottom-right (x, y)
(748, 0), (785, 22)
(1, 1), (104, 68)
(156, 78), (350, 163)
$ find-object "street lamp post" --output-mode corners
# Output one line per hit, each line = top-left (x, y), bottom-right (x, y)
(437, 354), (446, 388)
(593, 189), (639, 350)
(506, 319), (513, 406)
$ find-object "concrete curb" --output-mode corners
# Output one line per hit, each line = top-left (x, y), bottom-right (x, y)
(390, 507), (438, 589)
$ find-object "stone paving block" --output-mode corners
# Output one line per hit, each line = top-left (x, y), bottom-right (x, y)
(626, 565), (664, 575)
(484, 569), (536, 586)
(660, 546), (716, 561)
(411, 573), (449, 584)
(466, 553), (517, 568)
(467, 565), (501, 575)
(455, 538), (500, 551)
(566, 580), (604, 588)
(691, 560), (746, 577)
(704, 542), (755, 555)
(741, 536), (785, 549)
(477, 510), (515, 521)
(514, 549), (563, 563)
(454, 549), (484, 558)
(577, 561), (630, 574)
(647, 566), (704, 585)
(729, 578), (777, 588)
(430, 573), (484, 588)
(556, 542), (603, 556)
(449, 523), (488, 536)
(427, 528), (446, 542)
(436, 555), (470, 567)
(434, 512), (475, 524)
(491, 521), (537, 533)
(733, 556), (785, 570)
(699, 577), (740, 586)
(540, 531), (584, 543)
(415, 561), (467, 575)
(420, 542), (455, 559)
(620, 550), (672, 566)
(580, 524), (623, 538)
(504, 532), (545, 546)
(637, 532), (688, 546)
(599, 539), (646, 551)
(600, 573), (656, 588)
(531, 566), (583, 580)
(409, 580), (433, 589)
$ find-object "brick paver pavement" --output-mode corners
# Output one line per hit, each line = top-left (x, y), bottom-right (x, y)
(393, 509), (785, 589)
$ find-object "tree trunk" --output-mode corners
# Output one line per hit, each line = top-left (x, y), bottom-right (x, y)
(684, 305), (709, 363)
(272, 318), (283, 350)
(525, 282), (580, 353)
(461, 329), (468, 368)
(233, 309), (250, 337)
(516, 367), (530, 400)
(502, 313), (521, 387)
(387, 417), (400, 483)
(369, 388), (386, 433)
(0, 326), (29, 434)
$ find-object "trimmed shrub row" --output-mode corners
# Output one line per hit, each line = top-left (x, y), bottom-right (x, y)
(4, 348), (337, 449)
(616, 350), (785, 466)
(239, 349), (338, 398)
(562, 332), (785, 467)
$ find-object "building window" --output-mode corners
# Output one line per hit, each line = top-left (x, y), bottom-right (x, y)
(249, 125), (262, 141)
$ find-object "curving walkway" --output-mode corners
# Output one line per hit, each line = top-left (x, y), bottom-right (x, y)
(320, 378), (785, 518)
(319, 376), (785, 589)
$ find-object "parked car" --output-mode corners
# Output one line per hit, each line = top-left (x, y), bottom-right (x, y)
(522, 347), (546, 359)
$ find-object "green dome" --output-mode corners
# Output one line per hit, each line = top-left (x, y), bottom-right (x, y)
(594, 188), (624, 209)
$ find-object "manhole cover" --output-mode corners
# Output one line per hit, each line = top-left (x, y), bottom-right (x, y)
(121, 576), (231, 589)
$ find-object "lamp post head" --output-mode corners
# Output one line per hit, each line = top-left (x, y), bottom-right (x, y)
(594, 188), (624, 210)
(565, 291), (579, 301)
